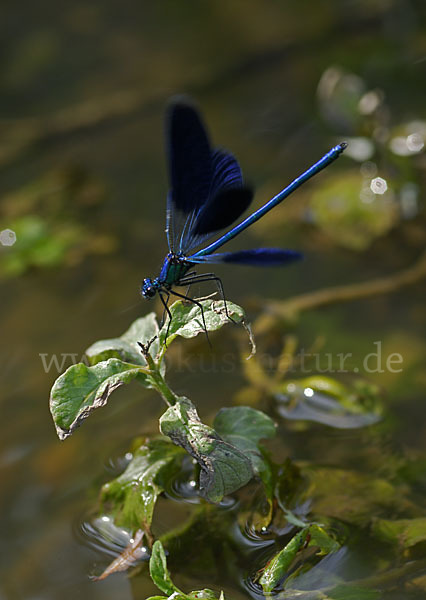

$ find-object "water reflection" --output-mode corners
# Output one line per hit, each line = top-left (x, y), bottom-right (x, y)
(162, 455), (202, 505)
(283, 547), (349, 596)
(78, 516), (141, 561)
(275, 380), (382, 429)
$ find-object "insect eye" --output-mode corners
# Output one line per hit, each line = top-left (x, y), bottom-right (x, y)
(142, 279), (156, 299)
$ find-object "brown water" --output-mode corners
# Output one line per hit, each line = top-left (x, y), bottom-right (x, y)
(1, 2), (426, 598)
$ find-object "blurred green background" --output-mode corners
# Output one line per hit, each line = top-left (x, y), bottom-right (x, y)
(1, 1), (425, 599)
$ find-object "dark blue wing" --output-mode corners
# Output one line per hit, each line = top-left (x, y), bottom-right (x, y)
(210, 149), (244, 198)
(167, 100), (212, 215)
(178, 150), (253, 252)
(165, 100), (253, 254)
(166, 100), (212, 252)
(188, 248), (303, 266)
(191, 150), (253, 237)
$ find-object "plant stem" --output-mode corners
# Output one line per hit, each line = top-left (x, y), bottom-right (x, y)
(254, 250), (426, 334)
(143, 351), (177, 407)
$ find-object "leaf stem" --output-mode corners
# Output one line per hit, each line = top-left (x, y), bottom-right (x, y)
(136, 341), (177, 407)
(145, 353), (177, 407)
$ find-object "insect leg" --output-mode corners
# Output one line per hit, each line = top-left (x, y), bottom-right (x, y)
(178, 273), (235, 322)
(169, 288), (211, 347)
(181, 270), (197, 298)
(158, 290), (173, 345)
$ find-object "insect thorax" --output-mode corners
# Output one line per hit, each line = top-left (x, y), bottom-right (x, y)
(159, 252), (193, 288)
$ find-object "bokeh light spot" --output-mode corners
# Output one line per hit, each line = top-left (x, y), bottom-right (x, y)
(370, 177), (387, 195)
(0, 229), (17, 246)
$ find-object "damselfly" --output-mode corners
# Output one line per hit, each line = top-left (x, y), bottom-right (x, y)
(141, 99), (346, 341)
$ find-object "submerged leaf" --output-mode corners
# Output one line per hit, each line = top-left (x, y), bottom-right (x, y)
(100, 438), (186, 533)
(160, 397), (253, 503)
(86, 313), (160, 366)
(308, 524), (341, 555)
(372, 517), (426, 550)
(276, 376), (382, 429)
(259, 525), (341, 594)
(259, 527), (310, 592)
(158, 299), (245, 346)
(49, 359), (151, 440)
(303, 465), (398, 527)
(93, 529), (146, 580)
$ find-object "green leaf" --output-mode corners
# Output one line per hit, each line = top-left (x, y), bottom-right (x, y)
(148, 542), (222, 599)
(372, 517), (426, 550)
(308, 524), (340, 555)
(100, 438), (186, 532)
(158, 299), (245, 346)
(49, 358), (150, 440)
(85, 313), (160, 367)
(259, 527), (310, 592)
(213, 406), (276, 473)
(159, 398), (253, 503)
(214, 406), (276, 527)
(149, 540), (181, 595)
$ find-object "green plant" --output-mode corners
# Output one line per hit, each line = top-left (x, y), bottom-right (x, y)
(49, 300), (425, 597)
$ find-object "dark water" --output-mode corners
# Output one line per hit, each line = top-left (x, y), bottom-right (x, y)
(1, 2), (426, 599)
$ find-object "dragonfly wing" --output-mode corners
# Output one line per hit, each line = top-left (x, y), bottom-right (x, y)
(192, 150), (253, 236)
(166, 99), (212, 251)
(182, 186), (253, 250)
(166, 102), (253, 254)
(180, 150), (253, 251)
(167, 99), (212, 214)
(188, 248), (303, 266)
(210, 149), (244, 197)
(165, 192), (174, 251)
